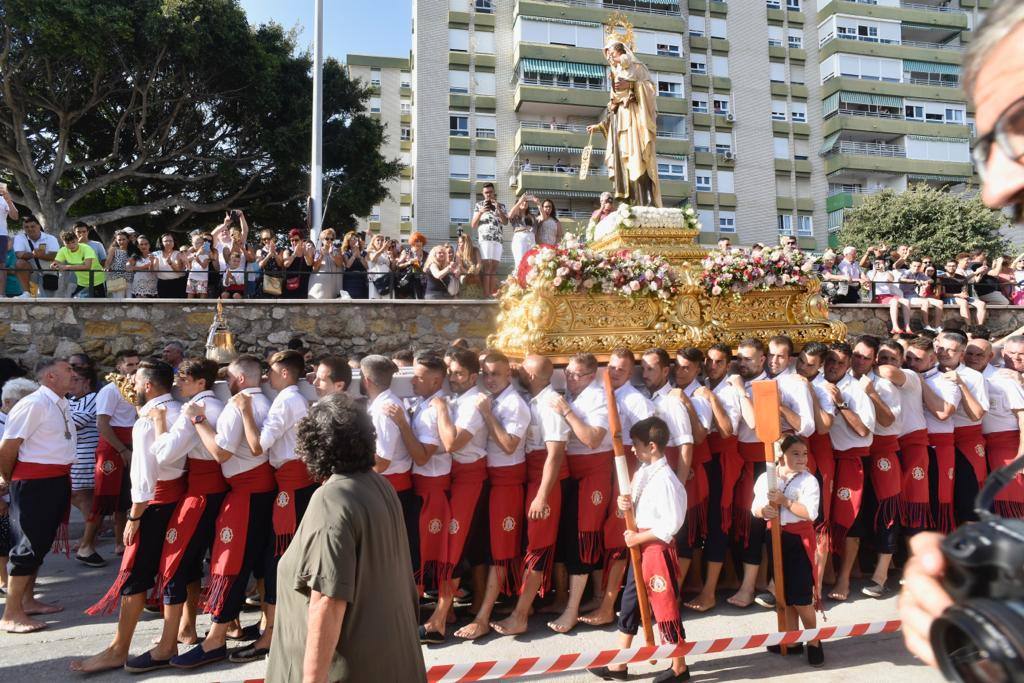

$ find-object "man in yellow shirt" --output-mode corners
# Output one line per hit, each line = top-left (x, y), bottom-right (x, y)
(54, 230), (106, 298)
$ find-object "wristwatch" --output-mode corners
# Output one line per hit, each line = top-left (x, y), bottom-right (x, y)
(127, 514), (144, 521)
(836, 401), (849, 411)
(191, 414), (206, 425)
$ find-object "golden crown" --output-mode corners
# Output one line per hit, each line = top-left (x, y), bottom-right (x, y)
(604, 12), (635, 52)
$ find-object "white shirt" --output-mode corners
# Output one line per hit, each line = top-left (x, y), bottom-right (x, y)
(214, 388), (271, 478)
(922, 367), (961, 435)
(0, 196), (11, 236)
(777, 372), (816, 438)
(615, 382), (655, 446)
(259, 384), (309, 469)
(131, 394), (183, 503)
(449, 386), (488, 465)
(411, 390), (452, 477)
(95, 382), (138, 428)
(368, 389), (411, 475)
(828, 372), (876, 451)
(751, 469), (820, 526)
(867, 372), (902, 437)
(650, 383), (693, 448)
(566, 380), (612, 455)
(738, 372), (769, 444)
(812, 373), (837, 416)
(631, 457), (687, 544)
(485, 383), (531, 468)
(897, 369), (928, 436)
(1, 386), (77, 466)
(152, 390), (224, 464)
(709, 378), (742, 435)
(951, 364), (990, 429)
(982, 365), (1024, 434)
(683, 379), (713, 433)
(525, 385), (570, 453)
(12, 231), (59, 258)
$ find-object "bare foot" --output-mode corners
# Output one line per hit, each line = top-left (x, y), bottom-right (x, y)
(491, 613), (529, 636)
(538, 600), (567, 615)
(726, 589), (754, 608)
(547, 609), (579, 634)
(423, 619), (447, 638)
(579, 596), (602, 613)
(0, 616), (48, 634)
(829, 582), (849, 602)
(70, 647), (127, 673)
(178, 630), (199, 646)
(578, 607), (615, 626)
(684, 592), (717, 612)
(23, 598), (63, 615)
(454, 621), (490, 640)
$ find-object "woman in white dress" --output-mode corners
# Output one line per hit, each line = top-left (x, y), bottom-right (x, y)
(367, 234), (394, 300)
(308, 228), (343, 300)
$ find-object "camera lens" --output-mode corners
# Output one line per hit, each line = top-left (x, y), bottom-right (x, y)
(931, 600), (1024, 683)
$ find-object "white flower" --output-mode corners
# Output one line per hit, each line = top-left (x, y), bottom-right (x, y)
(630, 281), (641, 291)
(712, 285), (722, 295)
(552, 276), (563, 287)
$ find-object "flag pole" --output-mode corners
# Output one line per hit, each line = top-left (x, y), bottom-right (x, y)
(310, 0), (324, 243)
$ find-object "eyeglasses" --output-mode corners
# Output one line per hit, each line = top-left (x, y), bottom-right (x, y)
(972, 95), (1024, 182)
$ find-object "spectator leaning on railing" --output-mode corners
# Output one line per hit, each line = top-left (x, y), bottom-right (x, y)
(53, 230), (106, 298)
(12, 216), (58, 297)
(0, 183), (19, 299)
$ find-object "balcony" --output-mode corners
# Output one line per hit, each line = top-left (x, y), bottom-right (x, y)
(900, 1), (964, 14)
(527, 0), (682, 17)
(819, 32), (964, 52)
(831, 141), (907, 158)
(905, 75), (960, 88)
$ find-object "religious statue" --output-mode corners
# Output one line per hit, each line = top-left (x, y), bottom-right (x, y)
(587, 17), (662, 207)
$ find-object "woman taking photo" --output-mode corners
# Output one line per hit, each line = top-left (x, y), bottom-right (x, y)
(153, 233), (187, 298)
(367, 234), (394, 300)
(535, 198), (563, 247)
(128, 236), (158, 298)
(341, 231), (369, 300)
(308, 228), (343, 300)
(422, 245), (456, 300)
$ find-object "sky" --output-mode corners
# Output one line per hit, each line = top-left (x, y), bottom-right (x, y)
(239, 0), (412, 61)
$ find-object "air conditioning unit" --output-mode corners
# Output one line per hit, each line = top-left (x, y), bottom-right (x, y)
(725, 113), (735, 122)
(723, 151), (735, 160)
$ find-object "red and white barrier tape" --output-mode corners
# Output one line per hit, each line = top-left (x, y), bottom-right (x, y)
(425, 619), (902, 682)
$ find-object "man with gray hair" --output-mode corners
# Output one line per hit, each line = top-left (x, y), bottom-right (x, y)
(161, 342), (186, 373)
(0, 376), (39, 596)
(901, 1), (1024, 667)
(836, 245), (861, 303)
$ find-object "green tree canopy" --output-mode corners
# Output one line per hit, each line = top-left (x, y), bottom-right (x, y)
(0, 0), (400, 235)
(836, 184), (1010, 264)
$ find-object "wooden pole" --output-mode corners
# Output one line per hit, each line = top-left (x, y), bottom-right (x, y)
(604, 369), (655, 647)
(751, 380), (789, 655)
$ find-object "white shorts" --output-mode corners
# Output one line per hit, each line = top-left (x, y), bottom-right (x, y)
(479, 239), (503, 262)
(511, 232), (536, 271)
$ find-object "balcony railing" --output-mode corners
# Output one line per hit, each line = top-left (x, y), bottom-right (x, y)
(519, 119), (688, 139)
(835, 107), (905, 120)
(519, 163), (610, 176)
(905, 76), (961, 87)
(900, 1), (965, 14)
(518, 77), (607, 91)
(902, 39), (965, 51)
(827, 185), (885, 196)
(834, 141), (907, 157)
(535, 0), (682, 17)
(819, 33), (966, 52)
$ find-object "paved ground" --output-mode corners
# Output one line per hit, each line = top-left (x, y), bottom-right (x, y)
(1, 515), (942, 682)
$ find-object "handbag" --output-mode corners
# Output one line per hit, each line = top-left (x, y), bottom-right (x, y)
(285, 275), (301, 291)
(28, 237), (59, 291)
(262, 274), (282, 295)
(446, 274), (460, 297)
(372, 272), (393, 295)
(106, 277), (127, 293)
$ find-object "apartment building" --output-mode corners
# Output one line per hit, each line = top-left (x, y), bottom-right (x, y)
(408, 0), (987, 251)
(345, 55), (414, 237)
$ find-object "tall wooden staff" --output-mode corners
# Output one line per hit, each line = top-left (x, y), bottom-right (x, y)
(751, 380), (789, 654)
(603, 369), (655, 647)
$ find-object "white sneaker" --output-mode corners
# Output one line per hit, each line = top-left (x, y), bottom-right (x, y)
(15, 292), (32, 299)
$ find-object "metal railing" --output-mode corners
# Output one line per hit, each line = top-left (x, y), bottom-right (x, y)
(536, 0), (682, 18)
(519, 119), (688, 139)
(900, 1), (965, 14)
(834, 140), (907, 157)
(519, 163), (609, 176)
(835, 107), (905, 120)
(902, 39), (964, 51)
(819, 32), (899, 48)
(518, 77), (607, 91)
(905, 76), (961, 87)
(827, 185), (885, 196)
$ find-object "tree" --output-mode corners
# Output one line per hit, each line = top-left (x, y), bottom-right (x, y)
(0, 0), (399, 235)
(836, 184), (1010, 264)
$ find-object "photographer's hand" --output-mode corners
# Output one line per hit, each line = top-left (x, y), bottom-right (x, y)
(898, 532), (953, 668)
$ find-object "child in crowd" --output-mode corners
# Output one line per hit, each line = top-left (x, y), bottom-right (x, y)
(752, 434), (824, 667)
(221, 251), (245, 299)
(185, 232), (210, 299)
(589, 416), (689, 683)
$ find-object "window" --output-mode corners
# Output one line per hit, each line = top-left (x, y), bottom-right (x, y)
(833, 54), (902, 82)
(450, 114), (469, 136)
(634, 29), (683, 56)
(657, 42), (680, 57)
(401, 71), (411, 88)
(713, 95), (730, 115)
(401, 207), (412, 222)
(768, 26), (783, 47)
(771, 100), (787, 121)
(689, 16), (706, 38)
(786, 0), (800, 10)
(400, 126), (411, 141)
(775, 175), (791, 197)
(770, 62), (786, 83)
(796, 178), (811, 198)
(691, 92), (709, 114)
(475, 31), (495, 54)
(400, 151), (412, 166)
(657, 113), (687, 138)
(790, 101), (807, 122)
(474, 0), (493, 13)
(450, 0), (470, 10)
(476, 155), (496, 180)
(693, 130), (711, 152)
(710, 18), (727, 40)
(449, 70), (470, 93)
(905, 104), (924, 120)
(690, 54), (707, 75)
(773, 136), (790, 158)
(790, 63), (806, 84)
(475, 114), (496, 137)
(370, 205), (381, 221)
(449, 155), (470, 179)
(657, 158), (687, 180)
(798, 215), (813, 237)
(659, 80), (683, 98)
(787, 29), (803, 49)
(698, 209), (716, 233)
(401, 179), (413, 195)
(718, 211), (736, 233)
(449, 28), (469, 52)
(474, 71), (496, 96)
(715, 131), (733, 155)
(369, 97), (381, 113)
(712, 56), (729, 77)
(777, 214), (794, 235)
(767, 0), (781, 7)
(794, 138), (809, 160)
(449, 197), (472, 223)
(945, 108), (964, 124)
(370, 68), (381, 86)
(696, 171), (713, 192)
(401, 98), (412, 113)
(717, 170), (735, 193)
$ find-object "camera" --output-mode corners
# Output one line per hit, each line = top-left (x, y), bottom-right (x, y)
(456, 227), (464, 238)
(929, 457), (1024, 683)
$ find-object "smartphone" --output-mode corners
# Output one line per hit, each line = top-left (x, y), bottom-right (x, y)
(0, 183), (7, 192)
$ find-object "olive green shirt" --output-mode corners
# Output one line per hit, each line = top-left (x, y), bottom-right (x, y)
(266, 470), (425, 683)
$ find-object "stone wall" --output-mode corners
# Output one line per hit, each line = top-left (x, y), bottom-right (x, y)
(3, 300), (1022, 370)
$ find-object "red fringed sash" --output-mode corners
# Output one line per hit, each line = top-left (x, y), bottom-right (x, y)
(90, 426), (133, 522)
(272, 459), (317, 556)
(412, 473), (452, 592)
(11, 462), (72, 556)
(640, 539), (684, 644)
(954, 425), (989, 487)
(487, 463), (526, 595)
(567, 451), (613, 565)
(201, 463), (276, 616)
(899, 429), (932, 530)
(984, 430), (1024, 518)
(384, 470), (413, 493)
(868, 435), (904, 532)
(523, 450), (564, 596)
(86, 476), (186, 615)
(708, 432), (740, 534)
(446, 459), (488, 581)
(684, 440), (710, 546)
(828, 447), (867, 553)
(770, 519), (822, 613)
(734, 441), (765, 545)
(929, 432), (956, 533)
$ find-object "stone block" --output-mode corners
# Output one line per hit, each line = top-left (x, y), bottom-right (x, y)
(120, 320), (155, 336)
(53, 323), (82, 340)
(54, 339), (83, 357)
(186, 312), (215, 327)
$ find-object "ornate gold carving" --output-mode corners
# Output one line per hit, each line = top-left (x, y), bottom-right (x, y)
(104, 372), (135, 402)
(604, 12), (635, 52)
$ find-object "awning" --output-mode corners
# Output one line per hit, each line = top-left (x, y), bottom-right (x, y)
(522, 144), (604, 156)
(837, 91), (902, 107)
(871, 94), (902, 107)
(908, 135), (970, 143)
(820, 131), (841, 155)
(838, 91), (872, 106)
(520, 58), (606, 80)
(823, 92), (839, 117)
(521, 189), (602, 198)
(519, 15), (599, 28)
(903, 59), (961, 76)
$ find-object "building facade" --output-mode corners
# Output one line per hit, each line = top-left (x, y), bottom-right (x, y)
(346, 54), (414, 237)
(406, 0), (987, 252)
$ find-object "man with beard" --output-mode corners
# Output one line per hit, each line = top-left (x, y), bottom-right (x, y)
(310, 355), (351, 399)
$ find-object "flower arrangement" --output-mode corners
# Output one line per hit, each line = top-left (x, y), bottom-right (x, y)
(589, 203), (702, 243)
(509, 235), (682, 300)
(701, 245), (817, 297)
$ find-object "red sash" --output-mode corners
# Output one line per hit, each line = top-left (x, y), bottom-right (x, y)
(808, 432), (835, 525)
(929, 432), (956, 533)
(734, 441), (765, 545)
(770, 519), (822, 613)
(523, 450), (562, 596)
(984, 430), (1024, 518)
(488, 463), (526, 595)
(640, 539), (683, 644)
(272, 458), (317, 556)
(384, 470), (413, 493)
(86, 475), (186, 615)
(708, 432), (741, 534)
(954, 424), (989, 487)
(567, 451), (613, 565)
(91, 426), (133, 521)
(201, 463), (276, 616)
(155, 459), (228, 597)
(446, 459), (487, 576)
(899, 429), (933, 530)
(11, 462), (72, 556)
(684, 440), (710, 546)
(412, 473), (452, 592)
(868, 435), (904, 532)
(828, 446), (867, 553)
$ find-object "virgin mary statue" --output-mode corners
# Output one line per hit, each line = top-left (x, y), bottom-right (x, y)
(587, 39), (662, 207)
